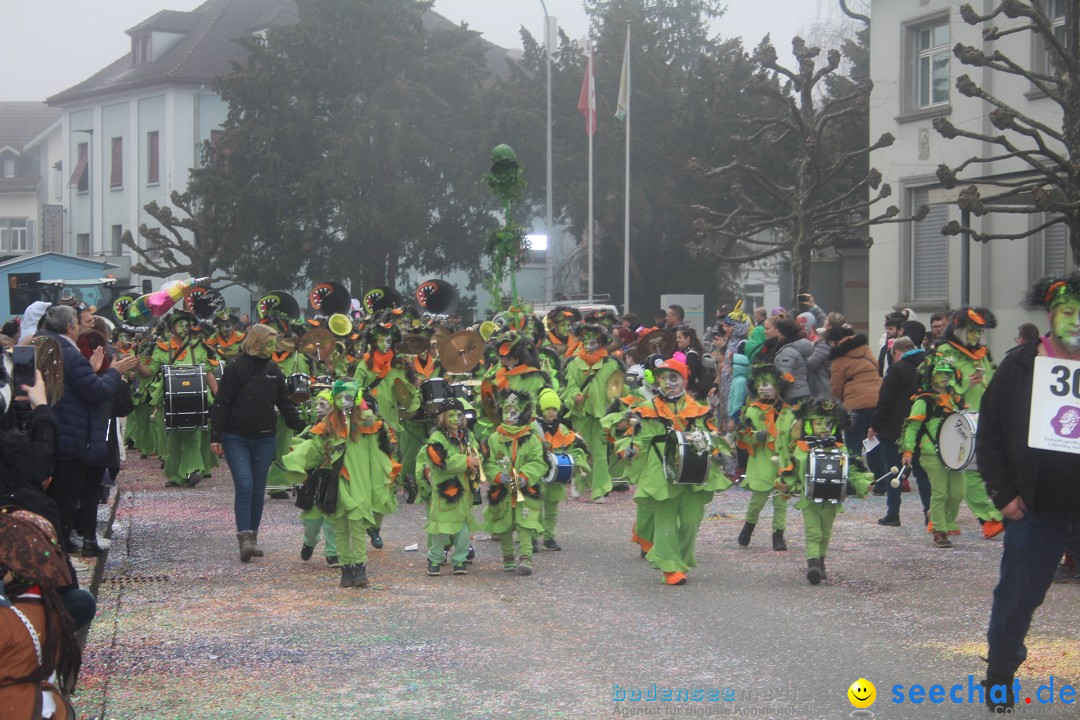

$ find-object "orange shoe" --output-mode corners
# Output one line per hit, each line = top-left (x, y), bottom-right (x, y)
(926, 521), (934, 533)
(947, 529), (961, 536)
(663, 571), (687, 586)
(983, 520), (1005, 539)
(640, 539), (654, 553)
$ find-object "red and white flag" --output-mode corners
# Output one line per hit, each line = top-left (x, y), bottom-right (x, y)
(577, 50), (597, 136)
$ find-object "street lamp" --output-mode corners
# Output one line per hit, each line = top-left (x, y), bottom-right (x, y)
(73, 128), (93, 257)
(539, 1), (555, 303)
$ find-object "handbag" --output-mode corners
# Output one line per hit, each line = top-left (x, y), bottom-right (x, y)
(295, 452), (344, 514)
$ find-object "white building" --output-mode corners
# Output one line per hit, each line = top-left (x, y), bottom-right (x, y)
(0, 103), (62, 260)
(868, 0), (1067, 358)
(47, 0), (299, 310)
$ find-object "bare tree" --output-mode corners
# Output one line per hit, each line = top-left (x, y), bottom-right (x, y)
(691, 36), (924, 305)
(933, 1), (1079, 261)
(120, 190), (234, 282)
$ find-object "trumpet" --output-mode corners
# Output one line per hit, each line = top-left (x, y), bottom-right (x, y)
(499, 456), (526, 504)
(466, 446), (482, 504)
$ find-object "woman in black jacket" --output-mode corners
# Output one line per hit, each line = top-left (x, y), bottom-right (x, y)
(210, 324), (305, 562)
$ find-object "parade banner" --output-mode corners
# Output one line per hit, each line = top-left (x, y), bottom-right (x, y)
(1028, 356), (1080, 454)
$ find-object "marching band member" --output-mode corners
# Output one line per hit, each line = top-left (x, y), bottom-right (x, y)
(399, 329), (440, 506)
(482, 389), (548, 576)
(933, 308), (1005, 539)
(543, 306), (582, 360)
(137, 311), (219, 487)
(536, 388), (590, 550)
(900, 356), (968, 548)
(418, 397), (481, 576)
(778, 399), (873, 585)
(735, 365), (796, 551)
(562, 322), (622, 503)
(263, 312), (310, 499)
(205, 312), (245, 364)
(282, 380), (400, 588)
(613, 359), (731, 585)
(296, 390), (340, 569)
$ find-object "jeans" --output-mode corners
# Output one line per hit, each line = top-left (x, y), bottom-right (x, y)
(223, 433), (278, 533)
(878, 438), (932, 517)
(845, 408), (876, 463)
(986, 510), (1080, 677)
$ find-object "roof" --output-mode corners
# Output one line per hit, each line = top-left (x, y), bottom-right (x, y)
(48, 0), (512, 107)
(0, 252), (118, 272)
(0, 103), (62, 151)
(48, 0), (300, 106)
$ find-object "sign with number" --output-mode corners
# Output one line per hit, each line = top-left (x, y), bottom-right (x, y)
(1029, 356), (1080, 454)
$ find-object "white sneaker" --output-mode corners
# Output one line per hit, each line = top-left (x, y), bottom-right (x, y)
(77, 533), (111, 549)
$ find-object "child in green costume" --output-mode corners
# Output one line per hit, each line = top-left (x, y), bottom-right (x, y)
(536, 388), (591, 550)
(418, 397), (481, 576)
(282, 380), (399, 588)
(612, 359), (731, 586)
(901, 356), (968, 549)
(482, 389), (549, 576)
(779, 398), (874, 585)
(735, 364), (796, 551)
(297, 390), (339, 568)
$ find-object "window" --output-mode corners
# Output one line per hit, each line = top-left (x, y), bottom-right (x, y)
(2, 157), (13, 178)
(1037, 216), (1075, 277)
(147, 131), (159, 184)
(76, 233), (90, 257)
(916, 22), (950, 108)
(111, 224), (124, 254)
(69, 142), (89, 192)
(909, 188), (949, 302)
(132, 35), (151, 65)
(7, 219), (30, 252)
(110, 137), (123, 188)
(1042, 0), (1067, 75)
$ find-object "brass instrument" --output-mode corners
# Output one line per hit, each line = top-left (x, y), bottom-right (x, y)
(499, 456), (526, 504)
(465, 445), (482, 504)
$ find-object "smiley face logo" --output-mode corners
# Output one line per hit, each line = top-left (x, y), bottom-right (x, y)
(847, 678), (876, 708)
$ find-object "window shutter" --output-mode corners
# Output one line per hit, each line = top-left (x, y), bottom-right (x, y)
(111, 137), (123, 187)
(1043, 221), (1068, 276)
(911, 189), (949, 300)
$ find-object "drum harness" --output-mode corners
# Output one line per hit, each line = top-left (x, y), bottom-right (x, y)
(909, 391), (958, 462)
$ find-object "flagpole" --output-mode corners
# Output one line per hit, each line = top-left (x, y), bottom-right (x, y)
(587, 47), (594, 301)
(622, 23), (631, 315)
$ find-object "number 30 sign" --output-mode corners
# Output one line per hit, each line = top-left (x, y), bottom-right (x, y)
(1029, 356), (1080, 454)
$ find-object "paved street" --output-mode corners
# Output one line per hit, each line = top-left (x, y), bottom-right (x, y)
(71, 457), (1080, 720)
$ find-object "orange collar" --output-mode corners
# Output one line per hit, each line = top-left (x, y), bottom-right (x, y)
(365, 350), (395, 378)
(312, 414), (349, 439)
(634, 396), (707, 432)
(947, 341), (988, 360)
(748, 401), (781, 438)
(495, 364), (539, 389)
(545, 425), (577, 449)
(576, 347), (609, 366)
(272, 350), (292, 363)
(498, 424), (533, 440)
(413, 354), (436, 379)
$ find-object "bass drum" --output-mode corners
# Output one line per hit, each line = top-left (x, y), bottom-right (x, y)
(662, 430), (712, 485)
(805, 447), (848, 504)
(163, 365), (209, 431)
(419, 378), (451, 418)
(937, 412), (978, 471)
(286, 373), (311, 403)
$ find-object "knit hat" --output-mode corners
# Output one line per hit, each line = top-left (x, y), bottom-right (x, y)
(538, 387), (562, 412)
(656, 358), (689, 382)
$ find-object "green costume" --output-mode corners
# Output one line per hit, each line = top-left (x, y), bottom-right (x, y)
(418, 426), (480, 567)
(537, 417), (591, 543)
(267, 350), (310, 493)
(737, 400), (796, 533)
(482, 421), (548, 572)
(786, 439), (873, 561)
(561, 347), (621, 500)
(146, 334), (217, 486)
(902, 389), (968, 535)
(614, 391), (731, 582)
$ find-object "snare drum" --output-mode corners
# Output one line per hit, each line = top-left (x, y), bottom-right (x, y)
(420, 378), (451, 418)
(286, 373), (311, 403)
(162, 365), (209, 431)
(450, 382), (476, 402)
(544, 453), (575, 484)
(662, 430), (712, 485)
(805, 448), (848, 504)
(937, 412), (979, 471)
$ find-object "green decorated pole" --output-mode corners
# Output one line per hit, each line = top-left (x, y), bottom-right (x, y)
(484, 144), (528, 309)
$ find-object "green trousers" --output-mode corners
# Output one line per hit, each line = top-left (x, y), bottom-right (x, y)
(540, 481), (567, 540)
(333, 516), (369, 566)
(576, 416), (612, 500)
(499, 527), (534, 565)
(744, 488), (787, 531)
(163, 429), (206, 484)
(801, 503), (838, 559)
(302, 516), (337, 557)
(964, 469), (1003, 522)
(633, 502), (655, 548)
(639, 492), (709, 574)
(922, 455), (965, 533)
(428, 524), (470, 565)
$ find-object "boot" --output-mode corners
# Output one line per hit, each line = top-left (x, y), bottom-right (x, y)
(819, 556), (828, 579)
(353, 562), (369, 588)
(806, 558), (822, 585)
(250, 531), (265, 557)
(737, 522), (755, 548)
(237, 531), (257, 563)
(983, 675), (1015, 712)
(367, 528), (384, 549)
(933, 531), (953, 548)
(771, 530), (787, 552)
(340, 565), (353, 588)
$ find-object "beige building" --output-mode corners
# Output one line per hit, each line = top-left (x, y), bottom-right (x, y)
(868, 0), (1067, 358)
(0, 103), (62, 261)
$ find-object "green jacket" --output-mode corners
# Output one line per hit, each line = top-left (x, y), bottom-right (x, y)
(935, 342), (994, 411)
(561, 353), (622, 419)
(784, 437), (873, 512)
(900, 392), (967, 459)
(417, 427), (480, 535)
(482, 423), (548, 533)
(737, 401), (796, 493)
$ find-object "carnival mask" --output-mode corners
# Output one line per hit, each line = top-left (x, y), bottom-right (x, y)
(809, 417), (833, 436)
(376, 334), (393, 353)
(499, 354), (519, 369)
(502, 402), (522, 425)
(964, 327), (984, 346)
(931, 370), (952, 393)
(314, 395), (332, 420)
(1052, 299), (1080, 352)
(444, 409), (463, 429)
(332, 380), (360, 412)
(585, 334), (602, 354)
(757, 383), (777, 401)
(172, 320), (189, 338)
(658, 370), (686, 400)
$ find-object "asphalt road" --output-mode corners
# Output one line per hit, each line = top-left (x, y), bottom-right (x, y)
(71, 456), (1080, 720)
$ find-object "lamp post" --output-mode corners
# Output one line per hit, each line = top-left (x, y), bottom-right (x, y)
(539, 1), (554, 303)
(73, 128), (93, 256)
